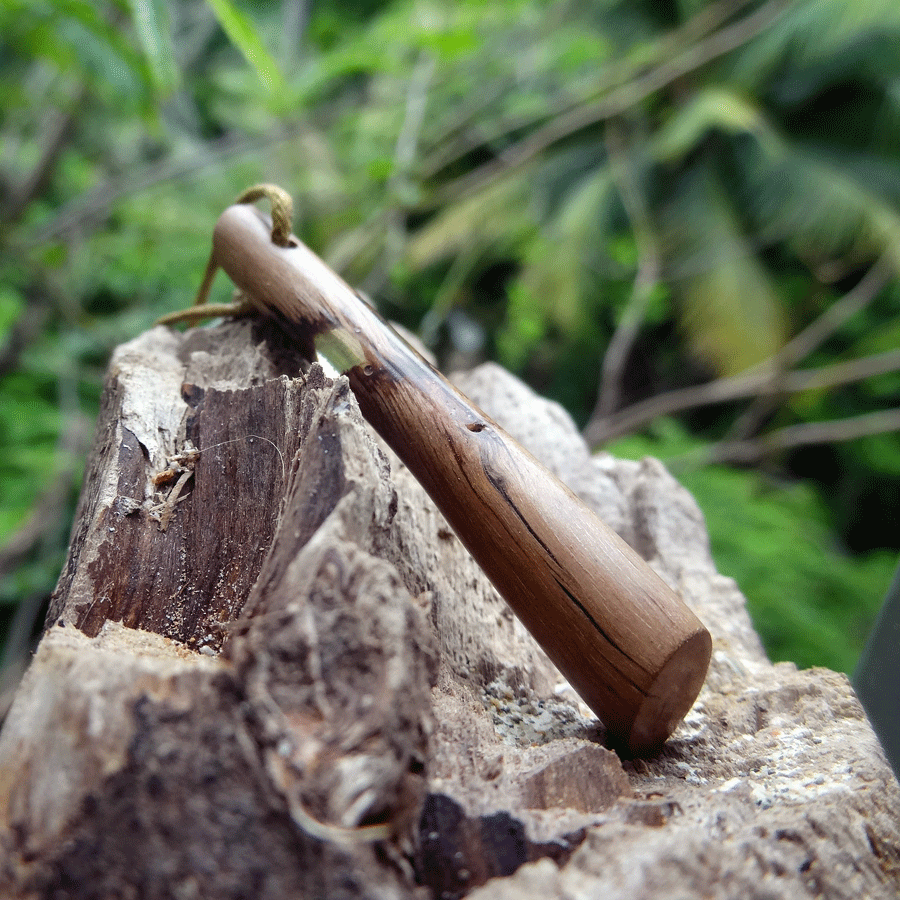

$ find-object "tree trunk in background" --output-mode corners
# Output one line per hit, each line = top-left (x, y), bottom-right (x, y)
(1, 319), (898, 899)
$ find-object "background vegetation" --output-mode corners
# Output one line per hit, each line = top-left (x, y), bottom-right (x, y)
(2, 0), (898, 706)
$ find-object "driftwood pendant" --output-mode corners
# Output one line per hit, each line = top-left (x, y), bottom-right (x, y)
(202, 200), (711, 754)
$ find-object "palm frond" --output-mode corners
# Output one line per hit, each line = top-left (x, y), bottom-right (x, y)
(661, 165), (788, 376)
(652, 85), (777, 162)
(741, 138), (900, 272)
(515, 167), (615, 335)
(405, 171), (533, 269)
(655, 88), (900, 275)
(729, 0), (900, 89)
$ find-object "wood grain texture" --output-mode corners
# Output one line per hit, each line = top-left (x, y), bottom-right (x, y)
(210, 202), (711, 753)
(46, 322), (306, 651)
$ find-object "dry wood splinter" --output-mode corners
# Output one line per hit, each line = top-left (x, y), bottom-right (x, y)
(163, 185), (712, 755)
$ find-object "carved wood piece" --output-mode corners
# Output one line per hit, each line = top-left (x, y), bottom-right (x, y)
(210, 202), (711, 754)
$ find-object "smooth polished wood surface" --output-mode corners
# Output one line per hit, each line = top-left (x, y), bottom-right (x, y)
(210, 202), (712, 754)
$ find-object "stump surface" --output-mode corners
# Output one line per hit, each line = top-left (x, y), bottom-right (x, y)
(1, 320), (898, 899)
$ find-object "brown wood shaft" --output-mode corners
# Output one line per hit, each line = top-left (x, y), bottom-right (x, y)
(209, 202), (711, 753)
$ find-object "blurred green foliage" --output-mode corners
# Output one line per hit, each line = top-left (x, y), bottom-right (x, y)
(1, 0), (899, 682)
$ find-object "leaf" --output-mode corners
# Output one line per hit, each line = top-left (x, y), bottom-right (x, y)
(515, 167), (614, 335)
(656, 87), (900, 277)
(405, 171), (532, 269)
(0, 286), (24, 340)
(743, 138), (900, 272)
(204, 0), (285, 94)
(496, 281), (547, 371)
(730, 0), (900, 90)
(6, 0), (157, 103)
(663, 165), (788, 375)
(652, 86), (776, 162)
(127, 0), (180, 95)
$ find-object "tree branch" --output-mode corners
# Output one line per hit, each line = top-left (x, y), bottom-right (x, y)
(751, 258), (892, 375)
(28, 126), (306, 245)
(430, 0), (788, 206)
(586, 348), (900, 445)
(724, 259), (891, 443)
(701, 408), (900, 464)
(420, 0), (763, 181)
(592, 120), (660, 420)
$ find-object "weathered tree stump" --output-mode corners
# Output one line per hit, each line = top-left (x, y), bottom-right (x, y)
(1, 318), (898, 899)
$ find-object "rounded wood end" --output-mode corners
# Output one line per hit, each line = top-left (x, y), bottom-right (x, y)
(626, 626), (712, 755)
